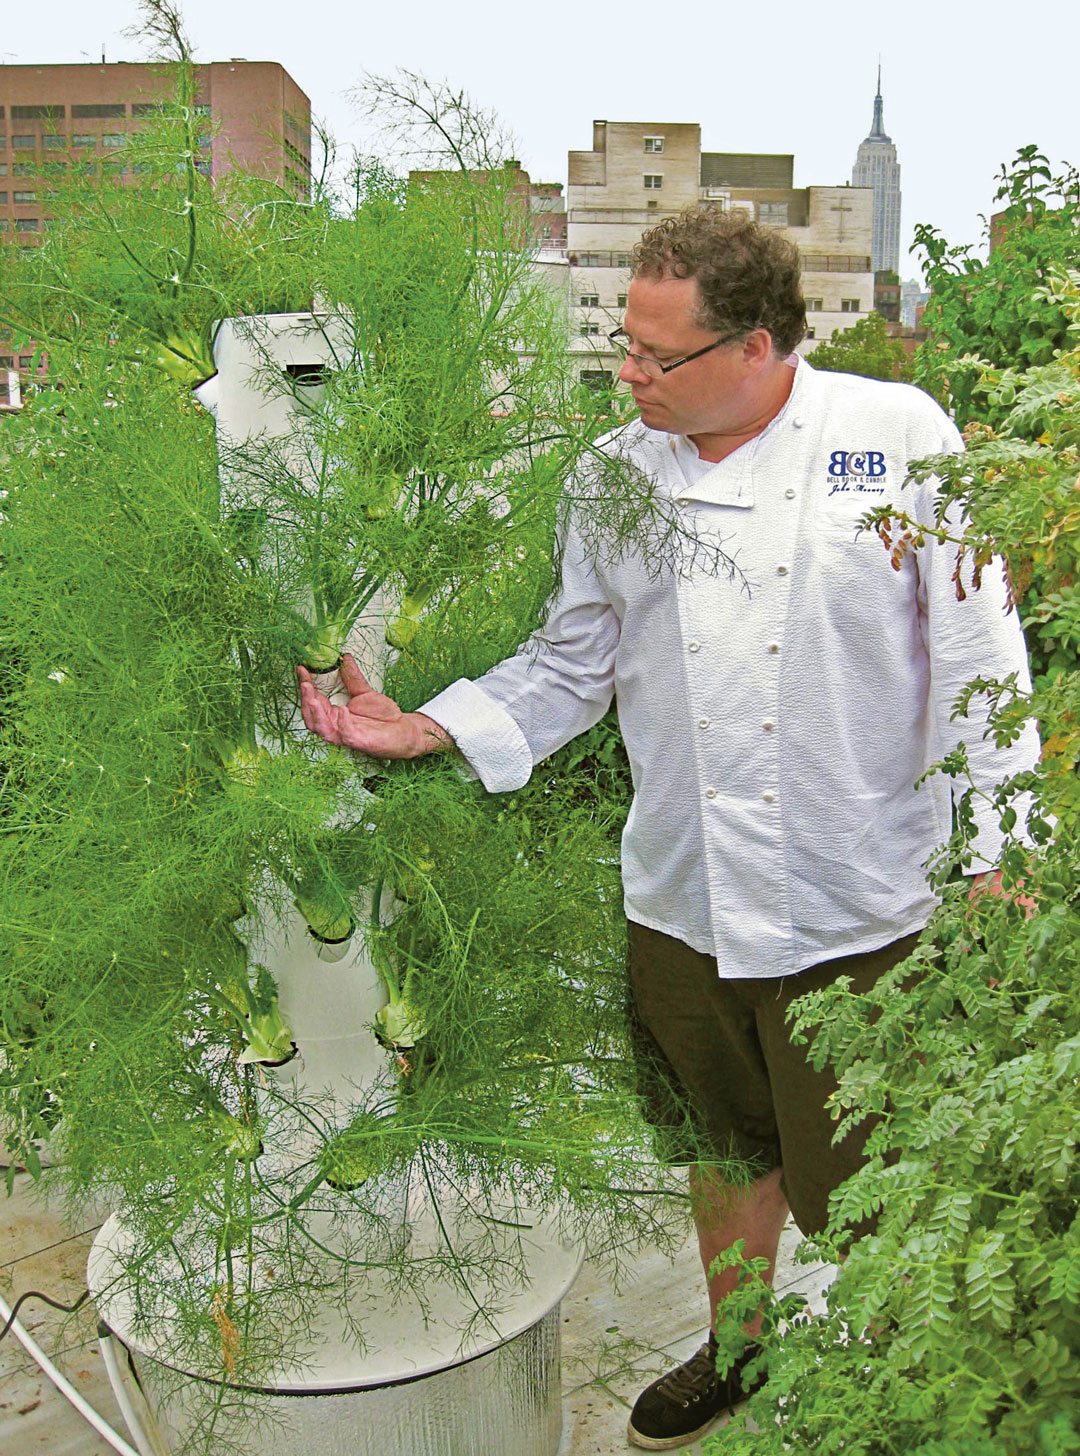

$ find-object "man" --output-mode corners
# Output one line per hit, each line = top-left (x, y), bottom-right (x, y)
(299, 208), (1039, 1451)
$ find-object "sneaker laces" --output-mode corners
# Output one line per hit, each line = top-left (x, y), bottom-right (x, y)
(656, 1341), (722, 1404)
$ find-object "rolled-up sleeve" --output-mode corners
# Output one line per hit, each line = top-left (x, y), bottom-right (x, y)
(419, 520), (621, 793)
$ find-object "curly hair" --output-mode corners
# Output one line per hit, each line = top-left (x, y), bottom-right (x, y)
(630, 207), (807, 357)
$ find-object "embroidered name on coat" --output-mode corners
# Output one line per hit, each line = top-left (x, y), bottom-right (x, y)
(827, 450), (888, 495)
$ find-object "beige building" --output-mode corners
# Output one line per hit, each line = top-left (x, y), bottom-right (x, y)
(566, 120), (874, 389)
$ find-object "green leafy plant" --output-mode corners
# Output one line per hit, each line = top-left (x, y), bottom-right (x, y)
(0, 19), (708, 1449)
(913, 145), (1080, 427)
(808, 309), (912, 381)
(707, 173), (1080, 1456)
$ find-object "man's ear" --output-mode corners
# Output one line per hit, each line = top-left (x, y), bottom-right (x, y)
(741, 328), (775, 373)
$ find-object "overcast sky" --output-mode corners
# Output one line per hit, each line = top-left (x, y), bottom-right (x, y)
(4, 0), (1078, 281)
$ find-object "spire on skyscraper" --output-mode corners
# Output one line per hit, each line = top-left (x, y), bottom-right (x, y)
(868, 62), (890, 142)
(851, 63), (901, 275)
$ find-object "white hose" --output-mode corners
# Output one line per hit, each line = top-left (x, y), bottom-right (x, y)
(0, 1291), (141, 1456)
(98, 1329), (171, 1456)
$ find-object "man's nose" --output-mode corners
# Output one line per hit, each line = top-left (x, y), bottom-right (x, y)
(619, 354), (649, 385)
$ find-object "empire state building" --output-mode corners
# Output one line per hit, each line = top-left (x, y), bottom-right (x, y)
(851, 68), (901, 275)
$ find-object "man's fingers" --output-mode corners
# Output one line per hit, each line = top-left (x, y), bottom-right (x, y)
(299, 661), (413, 754)
(298, 673), (342, 744)
(338, 653), (374, 698)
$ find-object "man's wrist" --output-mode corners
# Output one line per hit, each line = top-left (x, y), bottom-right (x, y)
(410, 712), (456, 757)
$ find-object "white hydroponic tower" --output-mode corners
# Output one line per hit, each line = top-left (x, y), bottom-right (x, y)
(88, 314), (581, 1456)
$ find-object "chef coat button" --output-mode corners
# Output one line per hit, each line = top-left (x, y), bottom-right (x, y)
(677, 497), (689, 506)
(793, 417), (805, 428)
(777, 564), (789, 576)
(705, 787), (717, 799)
(785, 488), (796, 500)
(762, 790), (776, 803)
(763, 719), (775, 731)
(688, 640), (701, 653)
(698, 718), (710, 730)
(767, 642), (780, 654)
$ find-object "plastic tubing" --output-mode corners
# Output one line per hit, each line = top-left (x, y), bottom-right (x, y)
(98, 1328), (170, 1456)
(0, 1291), (142, 1456)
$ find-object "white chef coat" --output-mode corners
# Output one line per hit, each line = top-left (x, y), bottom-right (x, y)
(421, 359), (1040, 978)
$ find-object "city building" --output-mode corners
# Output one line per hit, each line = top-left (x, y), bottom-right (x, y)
(0, 61), (311, 230)
(0, 58), (312, 409)
(410, 160), (566, 252)
(874, 269), (902, 322)
(565, 120), (874, 390)
(900, 278), (929, 329)
(851, 66), (901, 275)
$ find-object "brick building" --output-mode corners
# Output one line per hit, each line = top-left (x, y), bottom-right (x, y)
(0, 58), (311, 408)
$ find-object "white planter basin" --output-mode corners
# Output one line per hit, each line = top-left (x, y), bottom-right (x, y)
(89, 1205), (582, 1456)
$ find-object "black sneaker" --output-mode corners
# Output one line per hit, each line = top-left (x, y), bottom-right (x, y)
(626, 1334), (765, 1450)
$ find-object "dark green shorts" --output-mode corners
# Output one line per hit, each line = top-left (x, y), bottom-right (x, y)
(628, 921), (922, 1237)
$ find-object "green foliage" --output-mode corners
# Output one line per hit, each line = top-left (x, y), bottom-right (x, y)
(807, 310), (912, 382)
(0, 41), (693, 1442)
(913, 146), (1080, 427)
(707, 195), (1080, 1456)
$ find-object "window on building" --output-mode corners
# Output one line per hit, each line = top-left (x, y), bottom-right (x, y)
(541, 224), (551, 238)
(760, 201), (788, 226)
(71, 104), (126, 119)
(12, 164), (34, 176)
(615, 252), (630, 268)
(840, 298), (861, 313)
(42, 161), (66, 176)
(13, 191), (35, 204)
(12, 105), (64, 120)
(805, 298), (823, 312)
(12, 136), (36, 150)
(805, 326), (816, 340)
(102, 134), (126, 148)
(580, 368), (613, 390)
(131, 161), (153, 175)
(579, 323), (600, 336)
(0, 193), (6, 204)
(18, 355), (34, 368)
(194, 104), (211, 117)
(579, 294), (599, 308)
(103, 159), (127, 175)
(0, 166), (7, 178)
(643, 136), (664, 154)
(197, 134), (211, 148)
(73, 161), (97, 176)
(72, 135), (96, 149)
(0, 357), (12, 369)
(576, 252), (602, 267)
(617, 293), (628, 308)
(42, 134), (67, 150)
(14, 219), (39, 232)
(643, 174), (663, 190)
(0, 139), (5, 150)
(0, 221), (7, 232)
(195, 161), (211, 177)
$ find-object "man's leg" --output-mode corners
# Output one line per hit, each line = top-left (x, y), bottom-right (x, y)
(627, 924), (787, 1448)
(690, 1163), (789, 1335)
(627, 1165), (785, 1450)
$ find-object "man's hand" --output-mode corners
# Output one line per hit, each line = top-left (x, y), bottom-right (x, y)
(297, 654), (455, 759)
(969, 868), (1037, 919)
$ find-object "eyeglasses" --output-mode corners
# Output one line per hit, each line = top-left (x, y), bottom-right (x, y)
(607, 327), (741, 378)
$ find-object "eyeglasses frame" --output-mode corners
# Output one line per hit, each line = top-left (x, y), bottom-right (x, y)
(607, 327), (744, 377)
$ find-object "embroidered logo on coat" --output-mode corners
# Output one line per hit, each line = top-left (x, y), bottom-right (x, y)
(826, 450), (888, 496)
